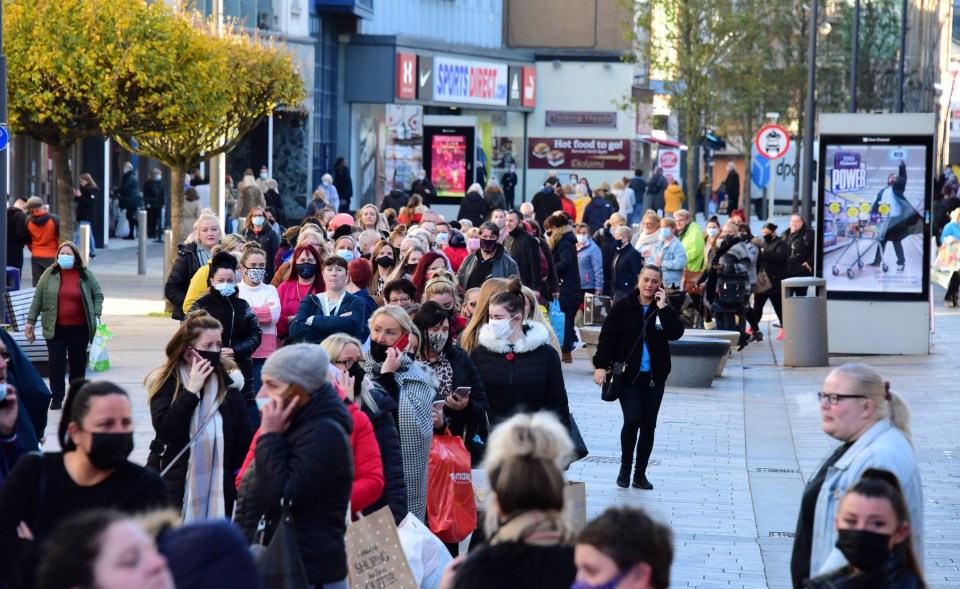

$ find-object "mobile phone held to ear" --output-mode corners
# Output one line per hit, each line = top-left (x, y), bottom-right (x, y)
(393, 333), (411, 353)
(285, 384), (310, 413)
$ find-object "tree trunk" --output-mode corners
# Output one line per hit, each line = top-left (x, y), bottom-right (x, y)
(168, 165), (185, 272)
(686, 146), (698, 219)
(51, 145), (76, 244)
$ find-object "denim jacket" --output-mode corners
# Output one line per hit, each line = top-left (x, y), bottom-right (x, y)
(811, 419), (924, 576)
(651, 237), (687, 288)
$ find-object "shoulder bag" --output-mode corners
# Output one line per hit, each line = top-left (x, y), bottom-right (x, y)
(601, 312), (653, 402)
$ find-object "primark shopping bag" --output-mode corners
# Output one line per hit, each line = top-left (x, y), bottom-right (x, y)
(87, 323), (112, 372)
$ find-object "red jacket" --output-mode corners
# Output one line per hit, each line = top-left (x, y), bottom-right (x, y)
(560, 196), (577, 220)
(443, 246), (469, 273)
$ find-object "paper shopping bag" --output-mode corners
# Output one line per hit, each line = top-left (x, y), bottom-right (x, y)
(562, 481), (587, 533)
(345, 506), (418, 589)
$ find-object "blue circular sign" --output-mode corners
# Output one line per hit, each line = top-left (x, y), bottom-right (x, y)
(0, 127), (10, 152)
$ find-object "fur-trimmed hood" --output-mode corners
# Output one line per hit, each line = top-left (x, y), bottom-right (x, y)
(477, 320), (552, 354)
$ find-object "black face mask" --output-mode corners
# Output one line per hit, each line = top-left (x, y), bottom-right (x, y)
(763, 234), (774, 242)
(195, 349), (221, 367)
(369, 340), (389, 363)
(405, 264), (418, 275)
(348, 361), (366, 381)
(86, 431), (134, 470)
(376, 257), (394, 269)
(479, 239), (498, 253)
(297, 263), (318, 279)
(836, 529), (893, 571)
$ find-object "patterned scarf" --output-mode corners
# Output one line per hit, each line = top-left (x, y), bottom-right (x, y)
(180, 364), (225, 523)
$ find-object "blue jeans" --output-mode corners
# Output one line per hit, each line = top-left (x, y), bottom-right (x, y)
(74, 221), (96, 254)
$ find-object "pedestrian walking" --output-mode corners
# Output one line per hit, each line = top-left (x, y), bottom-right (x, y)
(501, 164), (518, 211)
(116, 162), (142, 240)
(74, 173), (99, 256)
(593, 213), (626, 297)
(456, 222), (520, 291)
(143, 168), (165, 240)
(503, 210), (541, 291)
(7, 199), (30, 275)
(650, 217), (687, 310)
(643, 168), (666, 215)
(234, 344), (354, 589)
(0, 381), (169, 588)
(803, 468), (925, 589)
(790, 364), (923, 586)
(26, 242), (103, 410)
(593, 264), (684, 490)
(663, 177), (686, 215)
(181, 234), (249, 315)
(543, 213), (582, 363)
(723, 162), (740, 214)
(484, 179), (507, 213)
(574, 506), (674, 589)
(180, 188), (202, 243)
(633, 211), (662, 260)
(448, 412), (577, 589)
(145, 311), (253, 520)
(25, 196), (60, 286)
(751, 223), (788, 341)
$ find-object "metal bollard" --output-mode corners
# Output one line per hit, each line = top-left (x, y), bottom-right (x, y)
(162, 229), (172, 298)
(79, 224), (91, 267)
(138, 210), (148, 275)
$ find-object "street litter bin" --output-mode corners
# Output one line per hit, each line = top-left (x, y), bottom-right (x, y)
(781, 277), (828, 367)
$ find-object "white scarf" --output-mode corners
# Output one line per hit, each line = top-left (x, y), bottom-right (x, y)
(180, 364), (226, 522)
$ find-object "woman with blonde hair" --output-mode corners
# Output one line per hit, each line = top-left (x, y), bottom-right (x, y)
(165, 210), (222, 321)
(449, 412), (576, 588)
(388, 224), (407, 248)
(356, 203), (390, 235)
(145, 310), (252, 520)
(634, 211), (662, 259)
(791, 363), (923, 585)
(458, 277), (512, 354)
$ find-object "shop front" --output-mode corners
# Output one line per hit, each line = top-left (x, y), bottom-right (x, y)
(344, 37), (536, 219)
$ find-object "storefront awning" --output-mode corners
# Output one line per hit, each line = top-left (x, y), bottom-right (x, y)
(637, 136), (687, 150)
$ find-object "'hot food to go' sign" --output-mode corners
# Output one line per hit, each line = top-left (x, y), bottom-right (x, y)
(527, 137), (630, 171)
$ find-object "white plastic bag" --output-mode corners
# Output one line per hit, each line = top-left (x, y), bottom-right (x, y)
(115, 216), (130, 239)
(397, 513), (454, 589)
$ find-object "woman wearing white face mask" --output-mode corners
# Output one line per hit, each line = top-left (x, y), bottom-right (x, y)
(240, 206), (280, 283)
(237, 247), (280, 394)
(468, 278), (572, 430)
(26, 242), (104, 409)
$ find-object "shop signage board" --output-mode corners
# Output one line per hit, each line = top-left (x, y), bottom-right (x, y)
(417, 55), (433, 101)
(527, 137), (630, 170)
(433, 56), (508, 106)
(396, 52), (416, 100)
(522, 66), (536, 108)
(545, 111), (617, 129)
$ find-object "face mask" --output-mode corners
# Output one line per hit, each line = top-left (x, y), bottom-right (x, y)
(252, 216), (265, 227)
(479, 239), (498, 253)
(488, 317), (517, 340)
(576, 234), (588, 244)
(260, 173), (268, 180)
(195, 349), (221, 366)
(335, 249), (355, 263)
(510, 166), (516, 172)
(763, 233), (774, 242)
(213, 282), (236, 297)
(57, 255), (75, 270)
(570, 571), (628, 589)
(428, 332), (448, 352)
(417, 175), (425, 181)
(740, 234), (750, 242)
(297, 263), (318, 279)
(155, 174), (162, 182)
(405, 264), (418, 274)
(707, 227), (719, 237)
(255, 397), (271, 411)
(660, 228), (672, 239)
(246, 268), (266, 284)
(85, 432), (134, 470)
(836, 529), (893, 571)
(323, 180), (331, 187)
(467, 237), (481, 250)
(436, 232), (449, 244)
(376, 256), (394, 269)
(369, 340), (389, 363)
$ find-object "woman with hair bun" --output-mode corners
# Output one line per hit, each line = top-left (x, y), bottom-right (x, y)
(791, 364), (923, 586)
(469, 278), (571, 430)
(449, 412), (577, 589)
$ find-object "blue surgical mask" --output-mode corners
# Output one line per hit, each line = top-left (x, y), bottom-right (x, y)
(252, 215), (265, 227)
(335, 249), (355, 263)
(213, 282), (236, 297)
(57, 254), (75, 270)
(660, 228), (672, 239)
(323, 180), (331, 187)
(260, 172), (268, 180)
(255, 397), (272, 411)
(417, 175), (425, 181)
(707, 227), (719, 237)
(154, 174), (162, 182)
(576, 234), (588, 244)
(436, 232), (449, 243)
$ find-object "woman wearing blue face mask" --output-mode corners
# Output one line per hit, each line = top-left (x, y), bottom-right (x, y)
(241, 206), (280, 284)
(650, 217), (687, 310)
(26, 242), (104, 409)
(144, 311), (252, 520)
(189, 252), (262, 426)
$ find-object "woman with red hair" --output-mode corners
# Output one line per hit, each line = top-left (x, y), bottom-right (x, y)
(409, 251), (452, 299)
(275, 244), (325, 341)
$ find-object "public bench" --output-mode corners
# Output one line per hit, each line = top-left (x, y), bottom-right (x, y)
(3, 288), (50, 377)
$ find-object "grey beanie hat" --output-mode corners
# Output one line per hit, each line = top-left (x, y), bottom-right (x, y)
(261, 344), (330, 392)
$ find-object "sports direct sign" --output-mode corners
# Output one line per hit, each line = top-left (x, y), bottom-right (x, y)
(434, 57), (508, 106)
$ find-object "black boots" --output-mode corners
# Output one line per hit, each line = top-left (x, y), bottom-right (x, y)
(616, 466), (630, 488)
(632, 473), (654, 490)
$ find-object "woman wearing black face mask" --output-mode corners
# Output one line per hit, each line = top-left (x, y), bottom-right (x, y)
(144, 311), (253, 521)
(804, 468), (925, 588)
(413, 302), (489, 466)
(277, 243), (325, 343)
(371, 240), (399, 297)
(0, 380), (169, 588)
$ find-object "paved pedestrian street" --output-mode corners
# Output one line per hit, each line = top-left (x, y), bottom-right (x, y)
(30, 241), (960, 589)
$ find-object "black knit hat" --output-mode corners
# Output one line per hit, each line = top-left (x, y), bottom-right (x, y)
(209, 251), (238, 277)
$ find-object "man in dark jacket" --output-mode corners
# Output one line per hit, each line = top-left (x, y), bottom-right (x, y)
(457, 222), (520, 290)
(628, 169), (647, 225)
(457, 188), (488, 227)
(6, 199), (30, 274)
(333, 157), (353, 213)
(593, 213), (627, 297)
(643, 168), (667, 214)
(531, 185), (563, 228)
(581, 195), (614, 234)
(115, 161), (142, 240)
(723, 162), (741, 214)
(592, 264), (683, 490)
(501, 164), (518, 211)
(410, 168), (436, 206)
(870, 160), (921, 272)
(503, 210), (541, 291)
(380, 189), (409, 213)
(610, 226), (646, 303)
(142, 168), (165, 240)
(235, 344), (354, 587)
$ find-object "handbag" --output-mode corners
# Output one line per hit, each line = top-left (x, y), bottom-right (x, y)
(682, 269), (702, 294)
(755, 269), (773, 294)
(251, 498), (310, 589)
(600, 316), (651, 402)
(569, 413), (589, 462)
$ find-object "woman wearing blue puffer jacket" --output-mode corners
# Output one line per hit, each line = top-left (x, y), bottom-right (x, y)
(575, 223), (604, 297)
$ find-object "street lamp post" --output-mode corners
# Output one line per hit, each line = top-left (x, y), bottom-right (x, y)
(850, 0), (860, 113)
(896, 0), (908, 112)
(0, 2), (9, 299)
(801, 0), (819, 223)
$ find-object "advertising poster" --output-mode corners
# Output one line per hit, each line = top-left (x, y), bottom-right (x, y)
(384, 105), (423, 194)
(431, 135), (468, 197)
(821, 141), (928, 296)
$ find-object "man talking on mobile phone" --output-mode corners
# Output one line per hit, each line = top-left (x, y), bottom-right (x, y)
(592, 264), (684, 490)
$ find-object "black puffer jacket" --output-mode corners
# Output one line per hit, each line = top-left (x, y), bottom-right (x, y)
(75, 187), (98, 224)
(189, 292), (262, 389)
(469, 321), (571, 430)
(610, 241), (644, 298)
(147, 370), (253, 517)
(593, 227), (619, 296)
(234, 382), (354, 585)
(592, 290), (684, 385)
(354, 372), (407, 524)
(503, 226), (542, 291)
(803, 551), (922, 589)
(380, 189), (409, 213)
(758, 235), (790, 286)
(165, 242), (204, 321)
(457, 190), (488, 227)
(548, 227), (582, 310)
(441, 346), (489, 466)
(782, 225), (816, 277)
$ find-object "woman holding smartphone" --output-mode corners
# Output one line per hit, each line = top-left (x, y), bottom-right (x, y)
(413, 302), (489, 466)
(592, 264), (684, 491)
